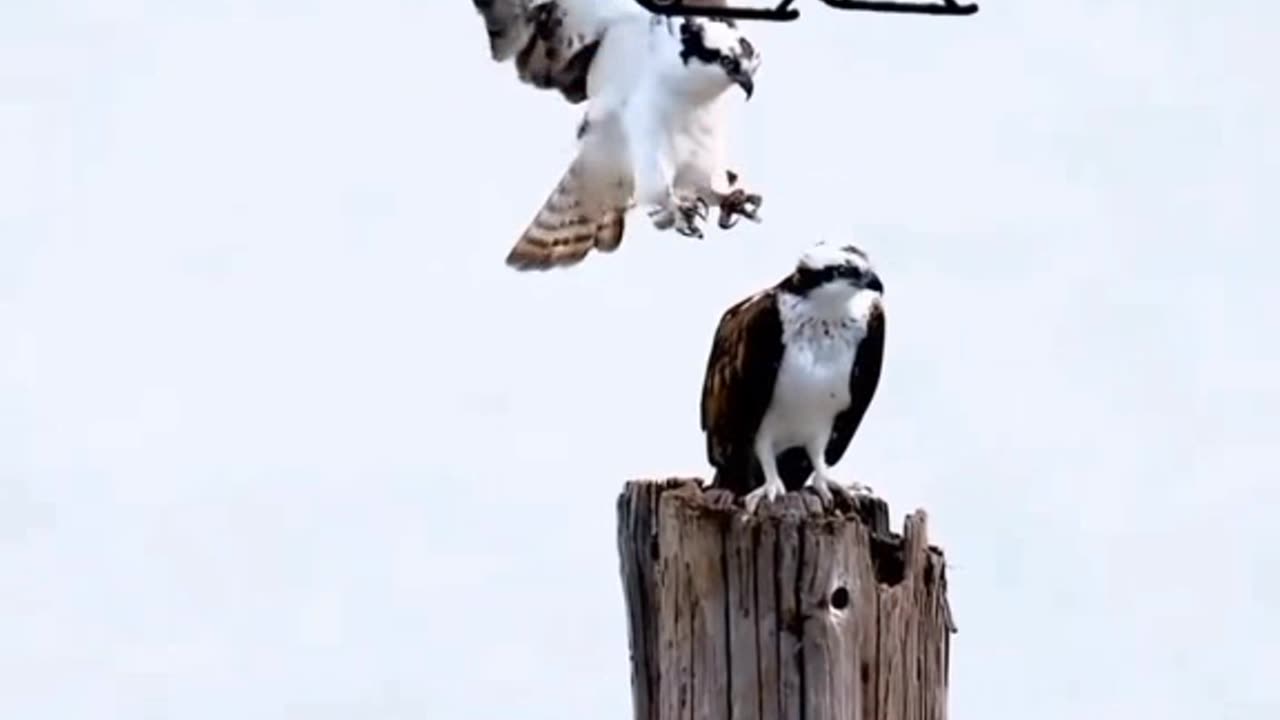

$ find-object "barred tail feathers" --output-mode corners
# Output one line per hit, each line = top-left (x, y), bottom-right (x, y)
(505, 162), (627, 271)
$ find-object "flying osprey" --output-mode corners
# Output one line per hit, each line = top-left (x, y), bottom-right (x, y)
(472, 0), (763, 270)
(700, 243), (886, 513)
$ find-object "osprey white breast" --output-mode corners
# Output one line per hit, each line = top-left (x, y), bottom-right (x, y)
(762, 291), (872, 451)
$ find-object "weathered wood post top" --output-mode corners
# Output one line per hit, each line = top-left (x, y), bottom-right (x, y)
(617, 478), (955, 720)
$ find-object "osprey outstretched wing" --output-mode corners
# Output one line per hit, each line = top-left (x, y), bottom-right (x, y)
(475, 0), (739, 101)
(473, 0), (645, 103)
(471, 0), (764, 271)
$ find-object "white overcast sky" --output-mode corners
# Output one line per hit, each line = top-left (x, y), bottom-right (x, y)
(1, 1), (1277, 718)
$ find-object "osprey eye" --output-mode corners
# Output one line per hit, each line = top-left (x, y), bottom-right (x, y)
(721, 56), (737, 70)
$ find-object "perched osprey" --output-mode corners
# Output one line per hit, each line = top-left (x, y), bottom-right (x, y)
(700, 243), (887, 513)
(472, 0), (763, 270)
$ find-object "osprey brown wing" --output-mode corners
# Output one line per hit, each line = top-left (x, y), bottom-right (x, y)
(473, 0), (604, 104)
(824, 299), (886, 467)
(700, 288), (783, 494)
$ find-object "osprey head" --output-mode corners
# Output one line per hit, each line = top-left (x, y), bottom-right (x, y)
(785, 242), (884, 303)
(678, 18), (761, 100)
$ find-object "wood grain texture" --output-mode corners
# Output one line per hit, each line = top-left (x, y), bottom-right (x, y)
(617, 479), (954, 720)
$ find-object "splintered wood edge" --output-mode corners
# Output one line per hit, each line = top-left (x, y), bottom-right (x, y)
(621, 477), (896, 537)
(618, 477), (957, 632)
(623, 478), (886, 522)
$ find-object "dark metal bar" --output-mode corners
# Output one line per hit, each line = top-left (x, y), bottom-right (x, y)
(818, 0), (978, 16)
(634, 0), (978, 21)
(635, 0), (801, 21)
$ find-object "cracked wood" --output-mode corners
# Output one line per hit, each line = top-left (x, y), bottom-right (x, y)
(617, 479), (954, 720)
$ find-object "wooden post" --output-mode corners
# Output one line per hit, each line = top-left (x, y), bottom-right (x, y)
(617, 478), (955, 720)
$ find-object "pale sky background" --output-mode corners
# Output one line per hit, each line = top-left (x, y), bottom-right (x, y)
(2, 1), (1277, 718)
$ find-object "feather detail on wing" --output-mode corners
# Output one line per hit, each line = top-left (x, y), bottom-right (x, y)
(826, 300), (886, 466)
(472, 0), (642, 103)
(505, 160), (628, 271)
(700, 288), (784, 495)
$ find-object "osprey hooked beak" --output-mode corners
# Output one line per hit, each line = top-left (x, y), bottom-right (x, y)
(865, 271), (884, 295)
(734, 71), (754, 100)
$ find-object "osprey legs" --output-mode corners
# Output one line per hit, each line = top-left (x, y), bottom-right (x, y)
(805, 440), (874, 508)
(743, 432), (787, 514)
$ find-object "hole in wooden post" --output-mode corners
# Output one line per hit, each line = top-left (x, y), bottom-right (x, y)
(870, 535), (906, 586)
(829, 586), (850, 610)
